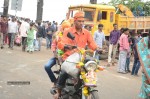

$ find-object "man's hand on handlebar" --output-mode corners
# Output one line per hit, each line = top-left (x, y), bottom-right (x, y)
(96, 47), (104, 54)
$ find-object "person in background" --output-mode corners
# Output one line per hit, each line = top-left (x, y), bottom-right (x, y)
(37, 22), (44, 51)
(142, 32), (149, 38)
(131, 33), (141, 76)
(8, 17), (18, 50)
(26, 23), (35, 53)
(118, 28), (124, 53)
(138, 31), (150, 99)
(45, 22), (54, 49)
(125, 34), (132, 73)
(52, 21), (57, 32)
(84, 25), (91, 31)
(117, 28), (129, 74)
(137, 32), (142, 39)
(14, 20), (22, 46)
(19, 18), (30, 51)
(33, 25), (38, 51)
(42, 22), (47, 39)
(107, 23), (120, 66)
(55, 22), (58, 31)
(0, 15), (8, 49)
(120, 28), (124, 36)
(94, 24), (106, 60)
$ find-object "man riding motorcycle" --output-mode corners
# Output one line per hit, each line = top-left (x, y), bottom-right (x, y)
(55, 11), (101, 98)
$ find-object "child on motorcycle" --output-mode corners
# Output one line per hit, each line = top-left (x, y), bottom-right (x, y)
(44, 21), (71, 86)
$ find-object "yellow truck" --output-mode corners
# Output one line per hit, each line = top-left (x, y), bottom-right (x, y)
(66, 4), (150, 37)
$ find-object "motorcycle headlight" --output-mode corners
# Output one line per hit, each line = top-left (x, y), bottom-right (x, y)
(84, 61), (97, 71)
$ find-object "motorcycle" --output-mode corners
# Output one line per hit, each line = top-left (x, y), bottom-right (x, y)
(50, 32), (104, 99)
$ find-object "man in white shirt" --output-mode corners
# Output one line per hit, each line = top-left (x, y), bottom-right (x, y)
(8, 17), (18, 50)
(19, 19), (30, 51)
(94, 24), (106, 60)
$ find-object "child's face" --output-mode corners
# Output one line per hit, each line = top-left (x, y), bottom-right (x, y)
(125, 30), (129, 35)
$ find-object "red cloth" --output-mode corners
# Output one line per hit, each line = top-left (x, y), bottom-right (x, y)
(74, 11), (85, 21)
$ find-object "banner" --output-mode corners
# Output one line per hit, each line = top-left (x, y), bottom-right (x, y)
(11, 0), (23, 11)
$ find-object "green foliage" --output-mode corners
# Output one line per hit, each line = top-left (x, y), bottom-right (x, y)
(143, 1), (150, 16)
(108, 0), (150, 16)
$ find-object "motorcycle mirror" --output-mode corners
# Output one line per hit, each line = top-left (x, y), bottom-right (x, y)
(67, 32), (75, 40)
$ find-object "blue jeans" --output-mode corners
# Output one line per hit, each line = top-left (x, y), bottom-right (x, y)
(44, 57), (57, 83)
(125, 57), (130, 71)
(131, 58), (140, 75)
(33, 39), (39, 51)
(8, 33), (15, 48)
(46, 37), (52, 49)
(37, 37), (42, 51)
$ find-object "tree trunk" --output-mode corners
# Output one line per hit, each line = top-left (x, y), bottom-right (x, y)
(36, 0), (43, 22)
(3, 0), (9, 17)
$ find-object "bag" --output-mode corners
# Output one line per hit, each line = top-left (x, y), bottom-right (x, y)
(15, 36), (21, 44)
(61, 52), (81, 78)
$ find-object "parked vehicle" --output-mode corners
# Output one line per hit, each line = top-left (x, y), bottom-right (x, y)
(66, 4), (150, 38)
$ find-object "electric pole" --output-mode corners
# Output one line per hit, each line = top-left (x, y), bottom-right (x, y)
(90, 0), (97, 4)
(36, 0), (43, 22)
(3, 0), (10, 16)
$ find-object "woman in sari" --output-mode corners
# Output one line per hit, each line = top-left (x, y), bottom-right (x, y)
(27, 23), (34, 53)
(137, 32), (150, 99)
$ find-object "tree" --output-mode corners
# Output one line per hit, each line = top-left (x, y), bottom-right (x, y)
(143, 1), (150, 16)
(108, 0), (128, 7)
(108, 0), (150, 16)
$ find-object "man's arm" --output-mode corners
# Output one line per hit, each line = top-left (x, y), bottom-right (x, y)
(109, 31), (112, 42)
(103, 33), (106, 46)
(87, 32), (98, 50)
(117, 31), (121, 42)
(93, 32), (97, 42)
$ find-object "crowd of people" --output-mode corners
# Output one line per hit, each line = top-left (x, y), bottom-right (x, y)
(93, 22), (144, 76)
(0, 15), (58, 53)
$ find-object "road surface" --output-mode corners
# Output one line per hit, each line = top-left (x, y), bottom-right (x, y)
(0, 46), (142, 99)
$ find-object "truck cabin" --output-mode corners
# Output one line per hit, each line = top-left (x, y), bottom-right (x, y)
(67, 4), (116, 38)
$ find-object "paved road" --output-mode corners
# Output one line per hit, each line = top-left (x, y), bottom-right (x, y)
(0, 46), (142, 99)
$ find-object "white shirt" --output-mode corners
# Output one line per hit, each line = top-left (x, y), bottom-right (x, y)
(19, 21), (30, 37)
(33, 30), (37, 39)
(8, 21), (18, 33)
(94, 30), (105, 48)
